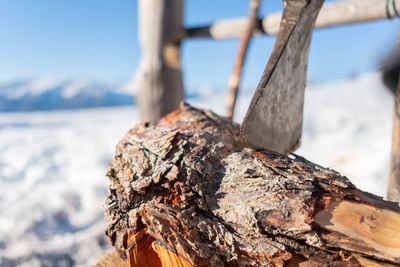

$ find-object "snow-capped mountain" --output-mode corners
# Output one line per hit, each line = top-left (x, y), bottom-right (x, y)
(0, 78), (135, 112)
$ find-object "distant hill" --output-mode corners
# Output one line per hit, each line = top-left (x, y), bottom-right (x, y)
(0, 79), (135, 112)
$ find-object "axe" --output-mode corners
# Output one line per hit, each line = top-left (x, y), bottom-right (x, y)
(241, 0), (324, 154)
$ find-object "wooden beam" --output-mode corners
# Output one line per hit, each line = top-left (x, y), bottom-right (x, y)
(388, 75), (400, 202)
(136, 0), (184, 124)
(315, 199), (400, 262)
(186, 0), (400, 40)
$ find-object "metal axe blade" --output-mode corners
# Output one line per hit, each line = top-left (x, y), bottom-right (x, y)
(241, 0), (324, 154)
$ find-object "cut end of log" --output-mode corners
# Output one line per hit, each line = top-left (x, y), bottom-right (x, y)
(104, 103), (400, 266)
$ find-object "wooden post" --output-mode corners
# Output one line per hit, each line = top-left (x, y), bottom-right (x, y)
(226, 0), (261, 120)
(387, 36), (400, 201)
(389, 87), (400, 201)
(136, 0), (184, 124)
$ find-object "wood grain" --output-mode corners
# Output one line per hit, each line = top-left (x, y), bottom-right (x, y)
(315, 200), (400, 261)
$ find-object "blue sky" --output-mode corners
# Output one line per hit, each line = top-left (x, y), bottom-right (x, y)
(0, 0), (399, 91)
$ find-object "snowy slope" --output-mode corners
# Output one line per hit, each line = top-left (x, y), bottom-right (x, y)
(0, 72), (395, 266)
(0, 79), (135, 112)
(0, 107), (140, 266)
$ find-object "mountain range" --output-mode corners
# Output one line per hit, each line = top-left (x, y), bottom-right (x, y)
(0, 79), (136, 112)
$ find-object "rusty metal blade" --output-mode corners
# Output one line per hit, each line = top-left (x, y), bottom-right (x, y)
(241, 0), (324, 154)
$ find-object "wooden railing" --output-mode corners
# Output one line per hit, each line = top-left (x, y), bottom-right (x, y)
(186, 0), (399, 39)
(137, 0), (400, 123)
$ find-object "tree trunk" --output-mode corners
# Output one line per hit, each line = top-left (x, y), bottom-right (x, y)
(104, 104), (400, 266)
(136, 0), (184, 124)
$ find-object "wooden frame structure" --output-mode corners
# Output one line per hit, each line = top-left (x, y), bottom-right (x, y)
(137, 0), (400, 123)
(187, 0), (400, 39)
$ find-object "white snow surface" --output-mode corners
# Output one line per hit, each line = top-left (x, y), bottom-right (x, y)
(0, 107), (140, 266)
(0, 72), (395, 266)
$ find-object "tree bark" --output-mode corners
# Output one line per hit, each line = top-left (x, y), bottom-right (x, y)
(104, 104), (400, 266)
(136, 0), (184, 124)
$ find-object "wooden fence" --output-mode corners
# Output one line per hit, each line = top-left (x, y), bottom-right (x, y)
(137, 0), (400, 123)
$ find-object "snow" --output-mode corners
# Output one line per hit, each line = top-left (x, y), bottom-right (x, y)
(61, 80), (91, 99)
(0, 72), (395, 266)
(0, 107), (139, 266)
(0, 79), (135, 112)
(2, 78), (59, 100)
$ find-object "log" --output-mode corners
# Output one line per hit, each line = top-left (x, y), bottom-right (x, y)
(104, 103), (400, 266)
(186, 0), (400, 40)
(136, 0), (184, 124)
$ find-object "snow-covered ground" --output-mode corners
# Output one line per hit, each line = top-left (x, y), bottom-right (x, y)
(0, 107), (139, 266)
(0, 72), (394, 266)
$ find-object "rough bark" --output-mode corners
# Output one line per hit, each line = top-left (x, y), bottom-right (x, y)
(104, 103), (400, 266)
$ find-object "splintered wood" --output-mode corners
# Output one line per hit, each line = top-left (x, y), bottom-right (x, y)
(104, 104), (400, 266)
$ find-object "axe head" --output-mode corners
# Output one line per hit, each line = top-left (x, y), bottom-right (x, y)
(241, 0), (324, 154)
